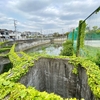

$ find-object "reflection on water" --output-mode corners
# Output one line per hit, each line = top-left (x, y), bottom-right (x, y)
(39, 46), (62, 56)
(25, 44), (62, 56)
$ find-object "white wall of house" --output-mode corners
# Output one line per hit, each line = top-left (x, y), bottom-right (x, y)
(14, 32), (22, 40)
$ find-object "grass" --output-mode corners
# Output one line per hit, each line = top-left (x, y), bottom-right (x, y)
(84, 45), (100, 57)
(81, 46), (100, 66)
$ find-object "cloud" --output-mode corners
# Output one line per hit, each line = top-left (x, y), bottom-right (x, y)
(0, 0), (100, 33)
(12, 0), (50, 12)
(0, 13), (14, 29)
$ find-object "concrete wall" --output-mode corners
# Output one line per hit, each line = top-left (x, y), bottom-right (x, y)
(3, 38), (65, 52)
(0, 39), (64, 74)
(0, 64), (4, 74)
(15, 38), (66, 52)
(0, 57), (10, 74)
(15, 40), (50, 51)
(19, 57), (95, 100)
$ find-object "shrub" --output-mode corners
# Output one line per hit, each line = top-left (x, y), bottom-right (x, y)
(60, 40), (73, 56)
(95, 52), (100, 67)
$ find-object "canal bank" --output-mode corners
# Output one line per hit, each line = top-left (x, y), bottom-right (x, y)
(0, 38), (66, 74)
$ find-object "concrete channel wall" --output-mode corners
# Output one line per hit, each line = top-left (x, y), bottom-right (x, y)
(19, 57), (95, 100)
(0, 38), (66, 73)
(0, 57), (10, 73)
(15, 38), (66, 51)
(15, 40), (50, 51)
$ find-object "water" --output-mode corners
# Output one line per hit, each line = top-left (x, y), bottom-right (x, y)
(39, 46), (62, 56)
(25, 44), (62, 56)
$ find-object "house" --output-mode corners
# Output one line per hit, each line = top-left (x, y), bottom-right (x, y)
(13, 31), (22, 40)
(0, 29), (22, 41)
(0, 29), (10, 41)
(31, 32), (43, 38)
(22, 31), (31, 39)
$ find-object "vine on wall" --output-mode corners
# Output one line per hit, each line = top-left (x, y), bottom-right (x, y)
(0, 44), (85, 100)
(76, 20), (86, 56)
(0, 44), (100, 99)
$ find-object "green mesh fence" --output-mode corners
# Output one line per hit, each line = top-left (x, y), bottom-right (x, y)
(85, 8), (100, 40)
(68, 27), (78, 53)
(68, 6), (100, 41)
(82, 7), (100, 61)
(68, 27), (78, 40)
(68, 6), (100, 58)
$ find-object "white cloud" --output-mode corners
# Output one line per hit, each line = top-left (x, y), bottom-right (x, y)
(0, 0), (100, 33)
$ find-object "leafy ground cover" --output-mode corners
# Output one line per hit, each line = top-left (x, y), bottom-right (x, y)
(0, 44), (100, 99)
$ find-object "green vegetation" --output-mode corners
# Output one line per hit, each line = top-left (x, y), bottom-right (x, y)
(85, 46), (100, 56)
(60, 40), (73, 56)
(95, 6), (100, 13)
(69, 56), (100, 99)
(0, 42), (5, 46)
(0, 43), (100, 99)
(0, 44), (86, 100)
(0, 41), (11, 56)
(76, 20), (86, 56)
(85, 25), (100, 40)
(82, 46), (100, 67)
(95, 52), (100, 67)
(0, 48), (10, 53)
(86, 26), (100, 34)
(72, 29), (74, 46)
(83, 46), (100, 58)
(60, 8), (100, 99)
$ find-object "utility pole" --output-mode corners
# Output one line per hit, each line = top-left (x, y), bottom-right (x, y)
(41, 29), (43, 41)
(14, 20), (17, 32)
(41, 29), (42, 34)
(62, 29), (63, 43)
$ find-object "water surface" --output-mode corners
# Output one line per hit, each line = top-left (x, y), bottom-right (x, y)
(25, 44), (62, 56)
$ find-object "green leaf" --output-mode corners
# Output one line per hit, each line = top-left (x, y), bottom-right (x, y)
(3, 81), (10, 86)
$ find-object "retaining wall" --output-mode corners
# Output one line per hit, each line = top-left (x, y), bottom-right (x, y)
(19, 57), (95, 100)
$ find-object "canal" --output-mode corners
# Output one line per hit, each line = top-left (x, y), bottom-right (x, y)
(25, 43), (62, 56)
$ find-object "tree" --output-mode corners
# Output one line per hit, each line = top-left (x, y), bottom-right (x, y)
(53, 32), (59, 37)
(92, 26), (98, 32)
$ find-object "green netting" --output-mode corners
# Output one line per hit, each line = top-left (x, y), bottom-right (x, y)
(85, 7), (100, 40)
(82, 7), (100, 60)
(67, 6), (100, 60)
(85, 33), (100, 40)
(68, 7), (100, 41)
(68, 27), (78, 40)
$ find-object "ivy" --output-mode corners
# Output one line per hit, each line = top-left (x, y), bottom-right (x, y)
(80, 21), (86, 48)
(69, 56), (100, 99)
(95, 6), (100, 13)
(0, 77), (85, 100)
(0, 41), (5, 46)
(76, 20), (86, 56)
(60, 40), (73, 56)
(0, 41), (11, 57)
(0, 44), (100, 99)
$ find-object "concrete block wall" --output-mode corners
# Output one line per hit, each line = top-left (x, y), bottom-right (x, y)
(19, 57), (95, 100)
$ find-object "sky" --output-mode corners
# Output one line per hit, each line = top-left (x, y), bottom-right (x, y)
(0, 0), (100, 34)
